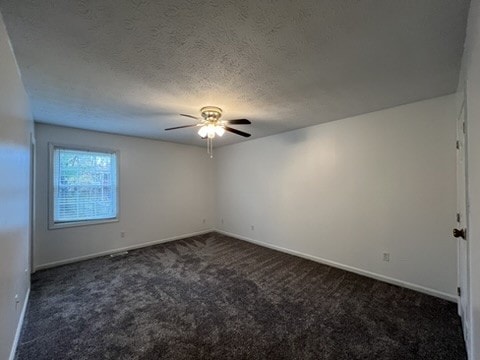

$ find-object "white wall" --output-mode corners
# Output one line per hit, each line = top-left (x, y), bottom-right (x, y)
(34, 124), (215, 269)
(459, 0), (480, 357)
(215, 95), (457, 300)
(0, 14), (33, 360)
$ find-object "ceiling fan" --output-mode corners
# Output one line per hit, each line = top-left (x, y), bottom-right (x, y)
(165, 106), (251, 157)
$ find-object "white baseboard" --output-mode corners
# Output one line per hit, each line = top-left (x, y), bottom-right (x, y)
(9, 287), (30, 360)
(33, 228), (456, 302)
(215, 229), (457, 302)
(34, 229), (214, 271)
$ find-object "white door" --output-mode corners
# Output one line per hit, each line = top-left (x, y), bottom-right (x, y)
(456, 99), (469, 344)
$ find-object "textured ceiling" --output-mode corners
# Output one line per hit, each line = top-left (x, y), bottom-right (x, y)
(0, 0), (471, 147)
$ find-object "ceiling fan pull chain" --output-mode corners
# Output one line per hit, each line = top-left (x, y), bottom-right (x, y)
(208, 138), (213, 158)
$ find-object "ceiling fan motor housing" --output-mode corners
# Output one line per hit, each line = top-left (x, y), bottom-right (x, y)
(201, 106), (222, 123)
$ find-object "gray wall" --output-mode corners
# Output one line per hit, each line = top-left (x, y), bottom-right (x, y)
(0, 14), (33, 360)
(34, 124), (215, 269)
(215, 95), (457, 300)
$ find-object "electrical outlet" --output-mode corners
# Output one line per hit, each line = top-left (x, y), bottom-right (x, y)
(121, 231), (125, 238)
(251, 225), (255, 231)
(383, 252), (390, 262)
(202, 219), (206, 224)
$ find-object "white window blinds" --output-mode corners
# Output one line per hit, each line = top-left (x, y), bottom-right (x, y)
(52, 147), (118, 223)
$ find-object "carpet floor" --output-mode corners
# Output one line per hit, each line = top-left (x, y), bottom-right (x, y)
(16, 232), (466, 359)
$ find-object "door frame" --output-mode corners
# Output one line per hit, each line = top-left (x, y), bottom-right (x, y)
(29, 132), (35, 273)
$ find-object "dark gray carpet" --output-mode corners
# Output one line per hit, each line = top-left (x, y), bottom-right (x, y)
(16, 232), (466, 360)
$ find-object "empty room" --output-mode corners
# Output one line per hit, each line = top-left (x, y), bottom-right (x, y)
(1, 0), (480, 359)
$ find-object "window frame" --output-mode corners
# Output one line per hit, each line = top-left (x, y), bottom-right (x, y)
(48, 143), (120, 230)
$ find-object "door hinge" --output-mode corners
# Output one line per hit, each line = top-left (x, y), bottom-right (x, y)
(457, 287), (461, 297)
(456, 213), (461, 222)
(456, 140), (460, 149)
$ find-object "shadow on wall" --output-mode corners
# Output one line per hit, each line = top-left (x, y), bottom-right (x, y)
(0, 144), (30, 230)
(276, 127), (309, 144)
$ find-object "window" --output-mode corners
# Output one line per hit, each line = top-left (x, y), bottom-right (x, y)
(49, 144), (119, 228)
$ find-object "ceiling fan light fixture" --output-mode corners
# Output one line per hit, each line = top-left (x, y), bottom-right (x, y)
(207, 124), (216, 138)
(198, 124), (224, 138)
(198, 126), (208, 138)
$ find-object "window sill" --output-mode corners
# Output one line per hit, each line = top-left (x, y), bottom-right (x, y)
(48, 217), (119, 230)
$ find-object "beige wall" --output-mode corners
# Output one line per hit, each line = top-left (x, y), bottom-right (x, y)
(0, 14), (33, 360)
(215, 95), (457, 300)
(34, 124), (215, 269)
